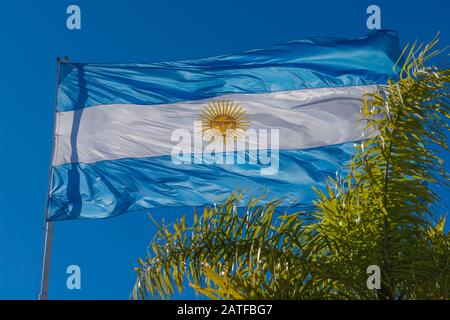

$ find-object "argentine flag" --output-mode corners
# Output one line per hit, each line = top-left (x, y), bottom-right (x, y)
(47, 30), (401, 220)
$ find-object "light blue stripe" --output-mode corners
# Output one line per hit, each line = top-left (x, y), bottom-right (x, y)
(47, 143), (355, 220)
(57, 30), (401, 112)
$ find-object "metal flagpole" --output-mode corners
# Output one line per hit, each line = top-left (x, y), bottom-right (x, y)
(39, 221), (54, 300)
(38, 56), (66, 300)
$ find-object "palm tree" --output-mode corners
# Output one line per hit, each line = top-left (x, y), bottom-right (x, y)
(133, 37), (450, 300)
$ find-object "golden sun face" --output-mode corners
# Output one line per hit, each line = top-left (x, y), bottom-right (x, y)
(201, 100), (250, 145)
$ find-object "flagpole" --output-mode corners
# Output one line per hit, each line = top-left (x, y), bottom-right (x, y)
(39, 221), (54, 300)
(38, 57), (66, 300)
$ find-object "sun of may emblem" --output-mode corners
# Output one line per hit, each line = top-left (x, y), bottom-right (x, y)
(200, 100), (250, 146)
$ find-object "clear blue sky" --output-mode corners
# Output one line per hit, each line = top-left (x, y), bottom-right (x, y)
(0, 0), (448, 299)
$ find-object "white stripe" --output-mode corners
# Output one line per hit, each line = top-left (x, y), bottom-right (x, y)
(53, 85), (376, 166)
